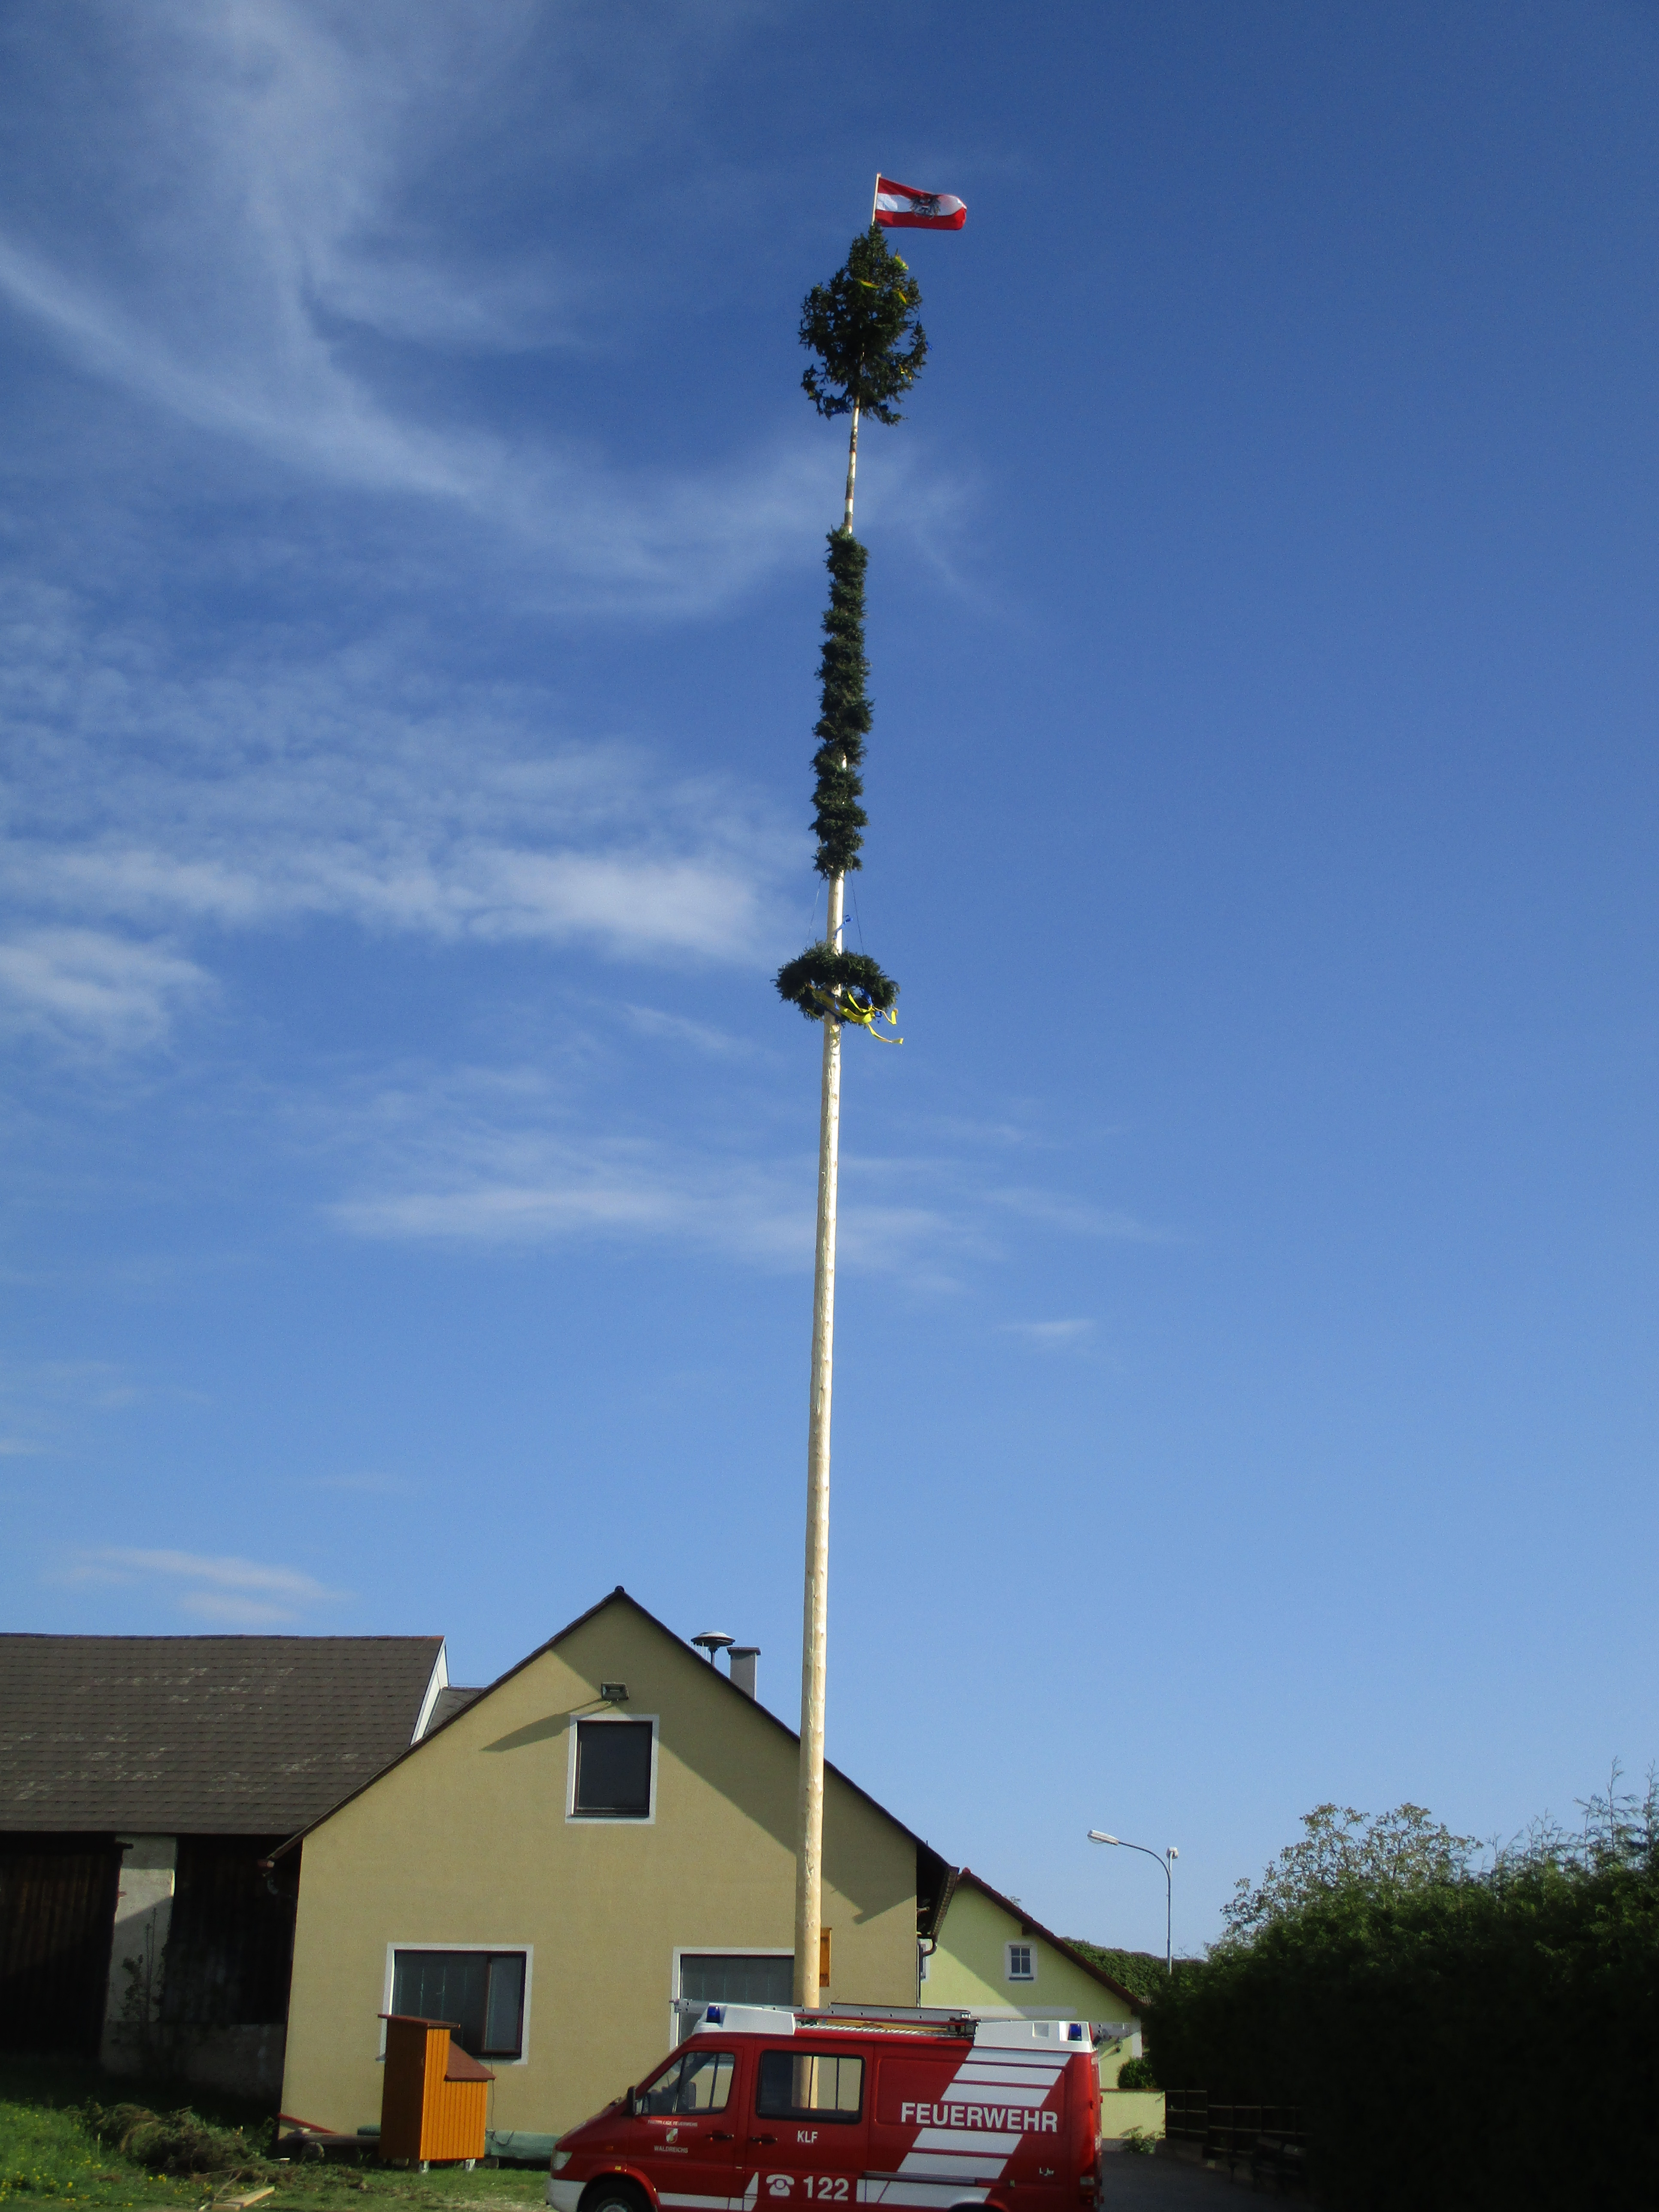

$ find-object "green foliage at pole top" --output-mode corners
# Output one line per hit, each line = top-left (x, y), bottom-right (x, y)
(799, 226), (927, 424)
(811, 530), (871, 879)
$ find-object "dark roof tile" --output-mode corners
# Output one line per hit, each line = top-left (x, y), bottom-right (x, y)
(0, 1635), (443, 1834)
(424, 1686), (484, 1731)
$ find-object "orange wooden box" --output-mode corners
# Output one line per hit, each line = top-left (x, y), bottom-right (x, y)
(380, 2015), (494, 2165)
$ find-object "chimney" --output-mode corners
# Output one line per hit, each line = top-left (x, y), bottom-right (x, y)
(728, 1646), (760, 1700)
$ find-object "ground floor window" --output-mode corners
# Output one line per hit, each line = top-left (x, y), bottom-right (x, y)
(389, 1948), (527, 2060)
(675, 1951), (792, 2039)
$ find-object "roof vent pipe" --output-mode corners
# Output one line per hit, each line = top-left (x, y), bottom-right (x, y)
(728, 1646), (760, 1700)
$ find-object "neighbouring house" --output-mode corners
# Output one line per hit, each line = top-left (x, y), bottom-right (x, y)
(923, 1867), (1147, 2083)
(0, 1633), (456, 2096)
(273, 1586), (950, 2139)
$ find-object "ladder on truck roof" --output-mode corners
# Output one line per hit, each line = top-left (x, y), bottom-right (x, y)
(687, 2002), (1092, 2043)
(802, 2007), (978, 2035)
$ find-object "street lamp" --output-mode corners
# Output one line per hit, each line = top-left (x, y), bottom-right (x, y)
(1087, 1830), (1179, 1976)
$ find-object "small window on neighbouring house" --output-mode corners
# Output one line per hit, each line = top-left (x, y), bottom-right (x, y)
(390, 1949), (526, 2059)
(1006, 1942), (1035, 1982)
(572, 1718), (655, 1817)
(756, 2050), (864, 2121)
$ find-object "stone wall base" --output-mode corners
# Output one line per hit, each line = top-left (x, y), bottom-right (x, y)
(99, 2022), (288, 2102)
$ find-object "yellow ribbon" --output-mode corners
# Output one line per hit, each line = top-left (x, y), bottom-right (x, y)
(808, 984), (903, 1042)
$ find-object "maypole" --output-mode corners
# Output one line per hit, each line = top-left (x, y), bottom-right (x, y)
(777, 175), (965, 2009)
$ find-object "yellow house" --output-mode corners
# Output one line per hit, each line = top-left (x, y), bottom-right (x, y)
(923, 1869), (1149, 2090)
(273, 1588), (946, 2139)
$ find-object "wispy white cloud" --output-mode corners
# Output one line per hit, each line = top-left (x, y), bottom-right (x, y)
(1001, 1318), (1095, 1345)
(0, 4), (966, 1078)
(334, 1148), (978, 1289)
(984, 1186), (1172, 1241)
(619, 1003), (765, 1058)
(0, 926), (210, 1049)
(0, 585), (798, 1034)
(0, 0), (872, 612)
(0, 1360), (143, 1414)
(332, 1127), (811, 1265)
(314, 1063), (1099, 1295)
(69, 1545), (346, 1626)
(173, 1592), (317, 1627)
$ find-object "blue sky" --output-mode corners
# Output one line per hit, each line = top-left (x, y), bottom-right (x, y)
(3, 0), (1656, 1957)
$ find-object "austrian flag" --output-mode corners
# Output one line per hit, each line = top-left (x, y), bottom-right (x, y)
(874, 176), (967, 231)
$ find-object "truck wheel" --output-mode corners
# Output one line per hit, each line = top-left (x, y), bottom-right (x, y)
(580, 2183), (647, 2212)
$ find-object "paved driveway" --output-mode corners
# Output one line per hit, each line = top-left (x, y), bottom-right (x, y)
(1100, 2154), (1243, 2211)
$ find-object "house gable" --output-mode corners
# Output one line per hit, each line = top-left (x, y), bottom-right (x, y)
(280, 1589), (933, 2135)
(271, 1588), (935, 1879)
(926, 1868), (1141, 2024)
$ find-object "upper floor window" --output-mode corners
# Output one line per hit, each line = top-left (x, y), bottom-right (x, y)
(1006, 1942), (1035, 1982)
(570, 1717), (656, 1819)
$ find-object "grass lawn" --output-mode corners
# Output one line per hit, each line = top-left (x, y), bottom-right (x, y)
(0, 2063), (548, 2212)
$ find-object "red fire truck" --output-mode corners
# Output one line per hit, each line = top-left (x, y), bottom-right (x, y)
(546, 2006), (1103, 2212)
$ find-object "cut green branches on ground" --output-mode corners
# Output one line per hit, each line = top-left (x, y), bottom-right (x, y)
(0, 2066), (543, 2211)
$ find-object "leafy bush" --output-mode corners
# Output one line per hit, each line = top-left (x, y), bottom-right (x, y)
(1117, 2127), (1158, 2157)
(1145, 1773), (1659, 2212)
(1220, 1801), (1481, 1940)
(1115, 2057), (1158, 2091)
(1060, 1940), (1171, 2005)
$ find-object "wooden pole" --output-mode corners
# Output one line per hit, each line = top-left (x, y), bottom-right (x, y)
(793, 394), (861, 2011)
(793, 863), (842, 2010)
(842, 401), (860, 538)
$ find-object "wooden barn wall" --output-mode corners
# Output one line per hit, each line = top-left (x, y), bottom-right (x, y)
(161, 1836), (298, 2027)
(0, 1835), (122, 2056)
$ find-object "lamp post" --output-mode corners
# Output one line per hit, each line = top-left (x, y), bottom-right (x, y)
(1087, 1830), (1179, 1976)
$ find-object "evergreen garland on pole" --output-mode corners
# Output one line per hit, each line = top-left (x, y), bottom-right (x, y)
(775, 530), (899, 1020)
(776, 223), (924, 1026)
(809, 529), (870, 881)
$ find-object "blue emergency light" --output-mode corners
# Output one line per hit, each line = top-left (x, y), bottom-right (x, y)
(705, 2004), (725, 2023)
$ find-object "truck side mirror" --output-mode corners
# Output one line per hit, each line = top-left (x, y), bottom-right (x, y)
(625, 2087), (640, 2118)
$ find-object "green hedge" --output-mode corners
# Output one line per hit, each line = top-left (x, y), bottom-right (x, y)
(1144, 1802), (1659, 2209)
(1060, 1939), (1171, 2007)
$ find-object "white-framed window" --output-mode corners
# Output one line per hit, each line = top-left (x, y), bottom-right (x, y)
(566, 1714), (659, 1823)
(670, 1948), (793, 2044)
(1005, 1941), (1035, 1982)
(382, 1944), (533, 2063)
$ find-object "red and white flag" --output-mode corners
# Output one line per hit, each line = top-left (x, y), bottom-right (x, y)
(874, 176), (966, 231)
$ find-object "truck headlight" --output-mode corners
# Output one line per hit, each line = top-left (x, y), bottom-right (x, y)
(551, 2152), (571, 2172)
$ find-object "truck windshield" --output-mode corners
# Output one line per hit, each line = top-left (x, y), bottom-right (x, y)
(639, 2048), (735, 2115)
